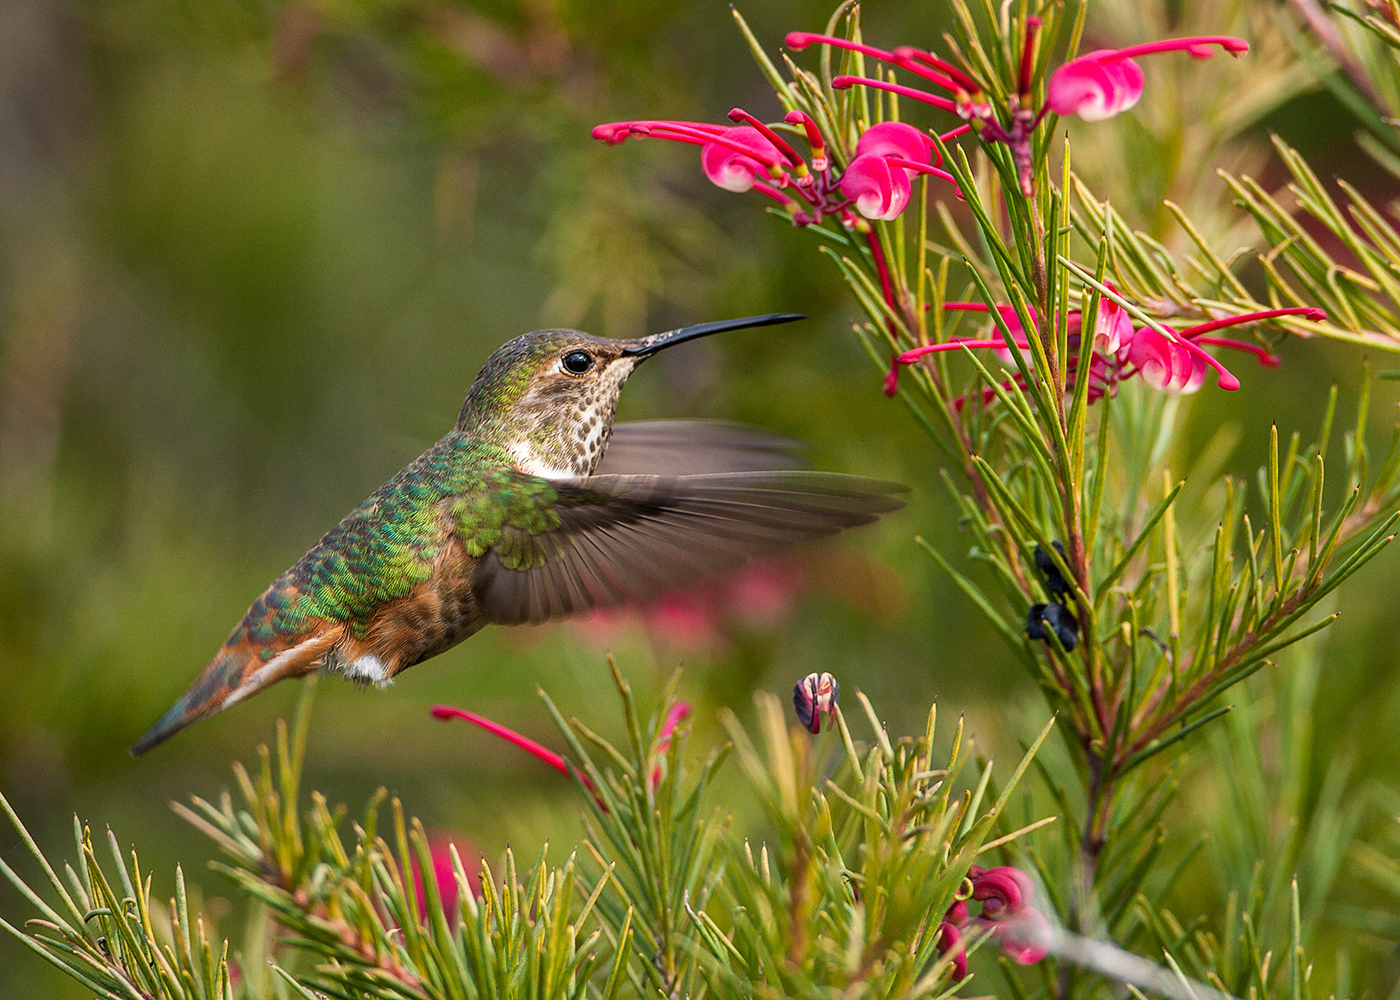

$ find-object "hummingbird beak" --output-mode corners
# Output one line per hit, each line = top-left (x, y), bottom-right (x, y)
(620, 313), (806, 357)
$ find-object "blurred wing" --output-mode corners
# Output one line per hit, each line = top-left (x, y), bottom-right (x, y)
(471, 471), (906, 626)
(596, 420), (806, 476)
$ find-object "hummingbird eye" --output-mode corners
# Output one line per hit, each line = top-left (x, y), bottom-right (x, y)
(561, 350), (595, 375)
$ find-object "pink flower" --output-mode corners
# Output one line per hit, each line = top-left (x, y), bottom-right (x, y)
(854, 120), (934, 162)
(841, 121), (948, 221)
(937, 920), (968, 980)
(411, 832), (481, 924)
(937, 863), (1050, 979)
(991, 907), (1051, 965)
(1127, 325), (1209, 393)
(701, 125), (783, 192)
(1047, 37), (1249, 121)
(650, 701), (692, 787)
(841, 153), (913, 220)
(1094, 297), (1133, 353)
(884, 301), (1321, 400)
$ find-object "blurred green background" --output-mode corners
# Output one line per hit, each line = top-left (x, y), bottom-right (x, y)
(4, 0), (1400, 995)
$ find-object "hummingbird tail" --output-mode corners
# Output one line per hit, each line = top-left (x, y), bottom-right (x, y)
(131, 632), (340, 756)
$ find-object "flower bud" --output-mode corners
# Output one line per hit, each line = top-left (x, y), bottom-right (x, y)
(793, 671), (840, 734)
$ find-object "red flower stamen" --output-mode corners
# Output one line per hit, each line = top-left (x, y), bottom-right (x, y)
(633, 123), (788, 173)
(592, 120), (726, 144)
(1192, 336), (1281, 366)
(432, 705), (599, 796)
(728, 108), (806, 169)
(1104, 36), (1249, 61)
(784, 110), (828, 171)
(1019, 17), (1041, 97)
(883, 157), (960, 192)
(1162, 332), (1241, 390)
(1177, 306), (1324, 339)
(784, 32), (896, 62)
(892, 46), (981, 93)
(751, 179), (804, 212)
(832, 75), (958, 113)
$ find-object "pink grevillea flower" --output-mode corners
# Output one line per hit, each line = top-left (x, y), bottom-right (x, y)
(1047, 37), (1249, 121)
(793, 671), (840, 734)
(885, 301), (1323, 400)
(650, 701), (692, 788)
(431, 704), (601, 801)
(594, 109), (961, 234)
(1128, 325), (1209, 393)
(841, 154), (913, 221)
(840, 121), (946, 220)
(1094, 297), (1133, 353)
(936, 864), (1050, 979)
(411, 832), (483, 924)
(701, 125), (784, 192)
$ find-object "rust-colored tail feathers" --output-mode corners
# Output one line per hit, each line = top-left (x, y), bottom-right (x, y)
(131, 631), (339, 756)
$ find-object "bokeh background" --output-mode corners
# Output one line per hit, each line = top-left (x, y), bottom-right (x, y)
(4, 0), (1400, 995)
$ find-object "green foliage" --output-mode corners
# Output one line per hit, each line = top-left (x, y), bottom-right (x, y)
(3, 669), (1051, 999)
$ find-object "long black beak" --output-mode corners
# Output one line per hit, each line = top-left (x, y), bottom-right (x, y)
(620, 313), (806, 357)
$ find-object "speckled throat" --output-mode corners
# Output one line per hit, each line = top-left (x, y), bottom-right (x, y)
(507, 357), (638, 479)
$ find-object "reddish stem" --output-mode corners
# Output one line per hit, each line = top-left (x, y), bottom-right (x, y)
(866, 228), (897, 317)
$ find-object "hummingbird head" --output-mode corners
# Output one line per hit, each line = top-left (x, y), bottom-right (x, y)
(457, 314), (804, 478)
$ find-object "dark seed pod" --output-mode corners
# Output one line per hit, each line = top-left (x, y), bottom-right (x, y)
(1034, 541), (1071, 599)
(1025, 601), (1079, 651)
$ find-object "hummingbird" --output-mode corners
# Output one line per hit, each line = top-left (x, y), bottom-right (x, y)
(132, 314), (905, 755)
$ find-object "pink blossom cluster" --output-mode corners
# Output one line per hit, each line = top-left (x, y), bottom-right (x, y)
(937, 864), (1050, 980)
(782, 28), (1247, 194)
(593, 113), (963, 229)
(884, 299), (1324, 400)
(578, 558), (802, 651)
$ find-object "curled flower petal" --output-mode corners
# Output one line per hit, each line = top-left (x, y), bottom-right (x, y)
(973, 866), (1035, 916)
(855, 121), (932, 163)
(937, 921), (968, 980)
(1046, 37), (1248, 122)
(701, 126), (783, 192)
(1127, 326), (1207, 393)
(1046, 50), (1145, 121)
(1093, 298), (1133, 353)
(840, 153), (912, 220)
(987, 907), (1051, 965)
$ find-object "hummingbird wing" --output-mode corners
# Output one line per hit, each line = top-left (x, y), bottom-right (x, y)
(466, 470), (906, 626)
(596, 421), (806, 476)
